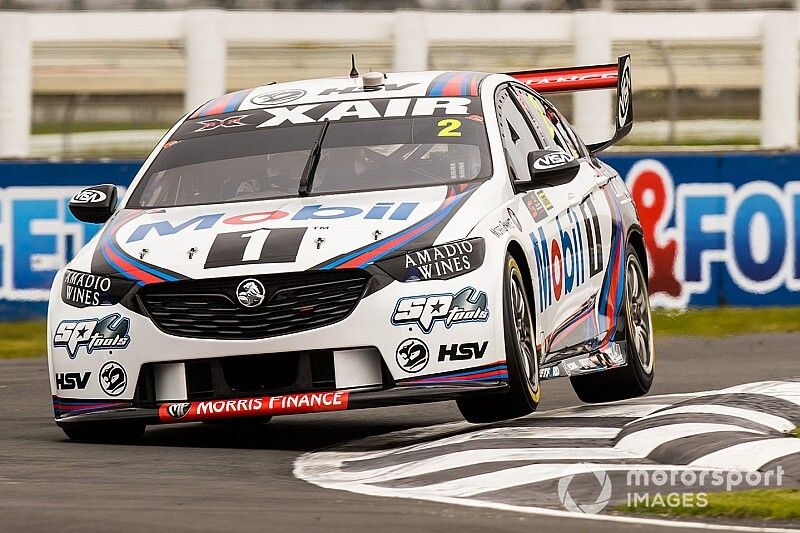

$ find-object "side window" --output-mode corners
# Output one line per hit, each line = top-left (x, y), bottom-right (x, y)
(495, 88), (543, 182)
(513, 87), (581, 160)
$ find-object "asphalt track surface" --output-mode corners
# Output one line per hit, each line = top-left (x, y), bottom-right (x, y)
(2, 333), (799, 533)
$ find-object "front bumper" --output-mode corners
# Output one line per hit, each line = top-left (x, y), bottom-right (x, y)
(54, 380), (508, 427)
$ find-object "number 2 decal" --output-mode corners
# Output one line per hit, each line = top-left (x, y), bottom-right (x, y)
(205, 227), (307, 268)
(437, 118), (462, 137)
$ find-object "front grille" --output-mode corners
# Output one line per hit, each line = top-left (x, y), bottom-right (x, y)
(138, 270), (369, 340)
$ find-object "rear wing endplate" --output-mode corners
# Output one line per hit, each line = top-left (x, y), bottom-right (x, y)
(508, 55), (632, 154)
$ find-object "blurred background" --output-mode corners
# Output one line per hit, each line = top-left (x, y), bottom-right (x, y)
(0, 1), (798, 158)
(0, 2), (799, 328)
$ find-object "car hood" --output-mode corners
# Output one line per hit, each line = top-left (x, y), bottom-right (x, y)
(85, 183), (483, 282)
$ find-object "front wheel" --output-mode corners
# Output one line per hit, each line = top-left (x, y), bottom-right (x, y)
(570, 243), (655, 403)
(457, 254), (541, 423)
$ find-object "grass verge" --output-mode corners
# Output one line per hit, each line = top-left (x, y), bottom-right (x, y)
(618, 489), (800, 521)
(1, 306), (800, 359)
(652, 306), (800, 337)
(0, 321), (47, 359)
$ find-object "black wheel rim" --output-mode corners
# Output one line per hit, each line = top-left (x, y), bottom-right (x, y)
(509, 266), (540, 399)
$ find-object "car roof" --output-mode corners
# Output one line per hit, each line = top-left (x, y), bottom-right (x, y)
(189, 71), (492, 119)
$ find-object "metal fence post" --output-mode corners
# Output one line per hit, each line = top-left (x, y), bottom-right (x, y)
(0, 13), (32, 158)
(184, 9), (227, 113)
(572, 11), (613, 145)
(760, 12), (799, 149)
(393, 11), (428, 72)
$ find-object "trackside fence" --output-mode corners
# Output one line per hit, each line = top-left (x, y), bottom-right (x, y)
(0, 10), (799, 158)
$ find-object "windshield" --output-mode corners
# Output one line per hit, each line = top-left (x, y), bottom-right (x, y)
(128, 97), (491, 208)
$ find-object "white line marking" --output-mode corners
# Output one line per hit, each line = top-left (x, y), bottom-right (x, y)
(689, 438), (800, 471)
(636, 404), (796, 432)
(615, 423), (764, 456)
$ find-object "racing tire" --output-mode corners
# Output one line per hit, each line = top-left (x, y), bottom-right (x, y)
(570, 243), (655, 403)
(60, 421), (146, 443)
(457, 254), (541, 423)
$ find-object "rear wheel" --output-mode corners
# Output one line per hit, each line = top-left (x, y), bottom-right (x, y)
(457, 254), (540, 423)
(570, 243), (655, 403)
(60, 421), (146, 443)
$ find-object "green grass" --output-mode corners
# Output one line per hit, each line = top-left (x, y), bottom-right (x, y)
(652, 306), (800, 337)
(1, 306), (799, 359)
(0, 321), (46, 359)
(32, 121), (169, 135)
(788, 427), (800, 438)
(618, 489), (800, 521)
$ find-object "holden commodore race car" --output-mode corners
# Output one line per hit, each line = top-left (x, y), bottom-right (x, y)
(50, 56), (654, 442)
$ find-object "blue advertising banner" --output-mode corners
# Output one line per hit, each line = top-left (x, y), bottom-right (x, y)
(0, 153), (798, 319)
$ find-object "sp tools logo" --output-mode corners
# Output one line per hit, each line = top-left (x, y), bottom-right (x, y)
(194, 114), (250, 132)
(52, 313), (131, 359)
(391, 287), (489, 334)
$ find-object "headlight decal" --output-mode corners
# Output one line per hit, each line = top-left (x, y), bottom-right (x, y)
(61, 269), (135, 308)
(377, 238), (485, 282)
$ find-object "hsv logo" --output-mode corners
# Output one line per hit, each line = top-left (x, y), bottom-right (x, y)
(55, 371), (91, 390)
(126, 202), (419, 243)
(158, 391), (349, 423)
(71, 189), (107, 204)
(52, 313), (131, 359)
(530, 198), (604, 310)
(99, 361), (127, 397)
(391, 287), (489, 334)
(532, 151), (574, 170)
(396, 338), (430, 373)
(194, 115), (250, 132)
(438, 341), (488, 362)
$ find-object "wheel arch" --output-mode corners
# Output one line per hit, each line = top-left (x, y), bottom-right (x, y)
(626, 225), (648, 284)
(506, 239), (537, 315)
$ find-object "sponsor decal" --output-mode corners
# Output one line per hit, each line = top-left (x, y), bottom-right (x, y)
(166, 402), (191, 419)
(99, 361), (127, 396)
(249, 89), (306, 106)
(523, 192), (549, 222)
(55, 371), (91, 390)
(318, 83), (418, 96)
(626, 159), (800, 307)
(71, 189), (107, 204)
(617, 56), (631, 129)
(61, 269), (130, 308)
(158, 391), (349, 423)
(254, 97), (475, 128)
(536, 190), (553, 210)
(437, 341), (488, 362)
(539, 366), (561, 379)
(125, 202), (419, 243)
(391, 239), (482, 282)
(532, 151), (573, 171)
(193, 114), (250, 132)
(530, 196), (603, 310)
(236, 278), (266, 308)
(396, 338), (430, 373)
(489, 217), (515, 237)
(391, 287), (489, 334)
(52, 313), (131, 359)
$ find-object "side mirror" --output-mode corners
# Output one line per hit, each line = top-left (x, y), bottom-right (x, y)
(513, 149), (580, 191)
(69, 185), (118, 224)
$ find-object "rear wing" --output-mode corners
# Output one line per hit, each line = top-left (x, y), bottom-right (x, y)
(508, 55), (632, 154)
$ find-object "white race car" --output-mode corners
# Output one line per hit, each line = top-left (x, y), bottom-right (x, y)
(50, 56), (654, 442)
